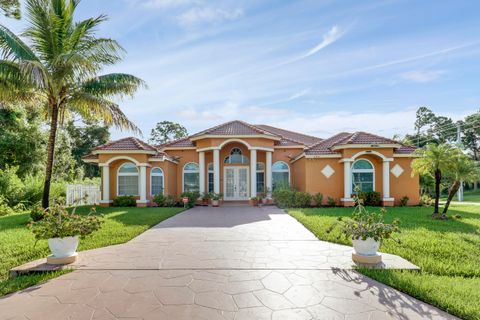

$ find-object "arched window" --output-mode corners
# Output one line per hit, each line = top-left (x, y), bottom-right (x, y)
(151, 168), (164, 196)
(224, 147), (249, 164)
(272, 161), (290, 190)
(183, 162), (200, 192)
(352, 159), (374, 192)
(118, 163), (138, 196)
(256, 162), (265, 193)
(208, 163), (214, 193)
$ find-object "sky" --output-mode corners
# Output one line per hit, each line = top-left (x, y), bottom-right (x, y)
(3, 0), (480, 140)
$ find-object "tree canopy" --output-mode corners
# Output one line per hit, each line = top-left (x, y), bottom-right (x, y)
(149, 121), (188, 145)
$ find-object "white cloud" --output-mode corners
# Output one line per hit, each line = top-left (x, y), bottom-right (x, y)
(400, 70), (444, 83)
(302, 25), (344, 59)
(141, 0), (198, 9)
(177, 7), (244, 27)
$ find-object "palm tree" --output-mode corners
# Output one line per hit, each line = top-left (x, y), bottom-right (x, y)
(0, 0), (145, 208)
(442, 154), (478, 215)
(412, 144), (455, 218)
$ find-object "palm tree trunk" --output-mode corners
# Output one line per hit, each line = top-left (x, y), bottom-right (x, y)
(42, 104), (59, 209)
(433, 169), (441, 217)
(443, 180), (460, 215)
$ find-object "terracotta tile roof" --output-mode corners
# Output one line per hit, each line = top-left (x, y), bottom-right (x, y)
(304, 131), (416, 156)
(158, 137), (195, 149)
(396, 145), (417, 154)
(304, 132), (352, 155)
(255, 124), (322, 146)
(334, 131), (400, 146)
(192, 120), (276, 137)
(92, 137), (157, 152)
(150, 151), (168, 159)
(81, 153), (98, 161)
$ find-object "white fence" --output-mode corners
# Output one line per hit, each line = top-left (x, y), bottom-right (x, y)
(66, 184), (101, 206)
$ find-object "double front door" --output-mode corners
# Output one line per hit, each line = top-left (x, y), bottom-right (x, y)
(224, 166), (249, 200)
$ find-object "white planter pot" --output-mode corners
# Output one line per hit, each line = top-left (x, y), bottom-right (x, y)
(352, 238), (380, 256)
(211, 200), (219, 207)
(48, 236), (79, 258)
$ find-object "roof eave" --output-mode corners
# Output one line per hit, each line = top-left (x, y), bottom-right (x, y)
(190, 134), (281, 141)
(330, 143), (402, 150)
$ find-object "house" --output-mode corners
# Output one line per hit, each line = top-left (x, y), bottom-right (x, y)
(82, 120), (419, 207)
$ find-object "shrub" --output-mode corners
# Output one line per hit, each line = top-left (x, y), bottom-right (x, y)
(272, 188), (313, 208)
(327, 196), (336, 207)
(22, 174), (44, 207)
(30, 204), (46, 222)
(112, 196), (136, 207)
(0, 196), (14, 216)
(293, 192), (312, 208)
(29, 204), (102, 240)
(0, 166), (24, 207)
(313, 193), (323, 207)
(164, 195), (177, 207)
(358, 191), (382, 206)
(152, 194), (165, 207)
(399, 196), (409, 207)
(211, 193), (223, 201)
(180, 191), (200, 208)
(419, 194), (433, 207)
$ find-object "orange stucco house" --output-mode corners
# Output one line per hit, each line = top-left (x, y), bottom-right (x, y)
(82, 120), (419, 207)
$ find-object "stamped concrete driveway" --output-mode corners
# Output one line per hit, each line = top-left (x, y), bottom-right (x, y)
(1, 206), (455, 320)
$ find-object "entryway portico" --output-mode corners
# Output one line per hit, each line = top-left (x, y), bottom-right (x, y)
(196, 138), (275, 200)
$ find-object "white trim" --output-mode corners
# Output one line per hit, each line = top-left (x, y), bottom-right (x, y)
(182, 162), (200, 193)
(331, 143), (401, 150)
(93, 150), (156, 155)
(341, 198), (354, 202)
(197, 146), (221, 152)
(117, 162), (139, 197)
(191, 134), (280, 141)
(393, 153), (418, 158)
(219, 138), (252, 149)
(150, 167), (164, 196)
(223, 166), (250, 201)
(104, 155), (140, 166)
(382, 197), (395, 201)
(83, 158), (99, 163)
(352, 159), (375, 193)
(100, 200), (113, 204)
(342, 150), (394, 162)
(250, 147), (275, 152)
(307, 154), (342, 159)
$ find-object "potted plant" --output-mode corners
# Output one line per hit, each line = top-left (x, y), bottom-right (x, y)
(328, 196), (400, 264)
(29, 204), (103, 264)
(201, 192), (211, 206)
(211, 193), (223, 207)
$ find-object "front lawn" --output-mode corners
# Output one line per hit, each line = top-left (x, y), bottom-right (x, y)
(0, 206), (184, 297)
(289, 205), (480, 320)
(441, 189), (480, 203)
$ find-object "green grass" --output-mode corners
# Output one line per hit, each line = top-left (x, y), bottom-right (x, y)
(289, 205), (480, 320)
(441, 189), (480, 202)
(0, 206), (184, 297)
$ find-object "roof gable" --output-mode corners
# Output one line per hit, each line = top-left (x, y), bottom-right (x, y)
(255, 124), (322, 146)
(191, 120), (277, 137)
(93, 137), (157, 152)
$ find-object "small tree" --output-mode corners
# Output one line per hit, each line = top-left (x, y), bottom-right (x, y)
(412, 144), (456, 218)
(442, 154), (478, 215)
(149, 121), (188, 145)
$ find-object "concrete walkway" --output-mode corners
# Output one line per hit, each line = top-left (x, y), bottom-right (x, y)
(1, 206), (456, 319)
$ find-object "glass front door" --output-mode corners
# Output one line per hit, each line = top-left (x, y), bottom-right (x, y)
(224, 166), (249, 200)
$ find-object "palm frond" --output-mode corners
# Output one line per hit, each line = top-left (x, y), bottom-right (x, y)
(0, 24), (39, 61)
(69, 91), (141, 134)
(80, 73), (146, 99)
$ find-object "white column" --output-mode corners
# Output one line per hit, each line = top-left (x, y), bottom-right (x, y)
(342, 160), (352, 200)
(213, 149), (220, 194)
(250, 149), (257, 198)
(199, 151), (206, 194)
(137, 165), (147, 204)
(100, 165), (110, 204)
(266, 151), (272, 198)
(383, 160), (391, 200)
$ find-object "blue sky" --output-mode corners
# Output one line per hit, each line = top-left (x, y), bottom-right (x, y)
(4, 0), (480, 139)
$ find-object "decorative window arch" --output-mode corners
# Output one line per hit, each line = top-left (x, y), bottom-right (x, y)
(183, 162), (200, 192)
(151, 167), (164, 196)
(117, 163), (139, 196)
(272, 161), (290, 190)
(208, 163), (214, 193)
(256, 162), (265, 193)
(352, 159), (374, 193)
(224, 147), (249, 164)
